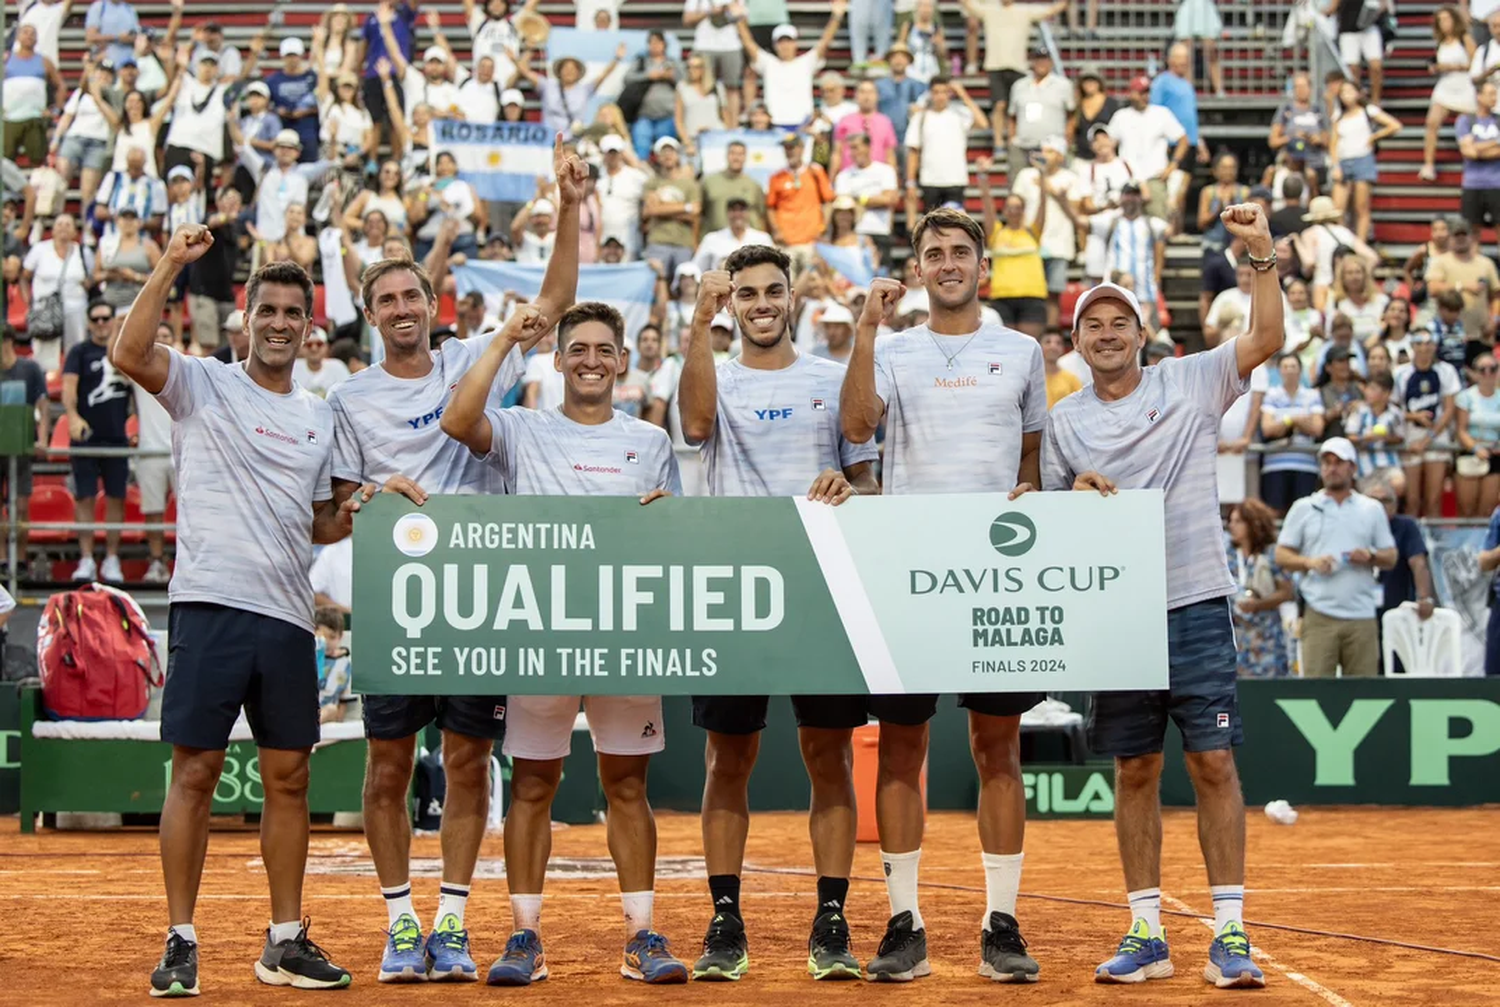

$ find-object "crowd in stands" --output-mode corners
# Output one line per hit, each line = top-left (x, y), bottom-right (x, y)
(3, 0), (1499, 678)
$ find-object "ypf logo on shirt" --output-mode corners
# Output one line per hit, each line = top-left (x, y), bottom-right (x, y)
(393, 513), (440, 557)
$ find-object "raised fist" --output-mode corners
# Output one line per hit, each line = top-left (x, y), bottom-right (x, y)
(165, 224), (215, 267)
(696, 270), (734, 322)
(860, 277), (905, 328)
(1219, 203), (1270, 246)
(503, 303), (550, 341)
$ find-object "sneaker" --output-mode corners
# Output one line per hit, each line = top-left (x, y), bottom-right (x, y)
(692, 913), (749, 981)
(865, 911), (930, 982)
(254, 918), (353, 990)
(144, 558), (171, 584)
(1096, 919), (1173, 983)
(100, 554), (124, 583)
(978, 911), (1039, 983)
(149, 929), (199, 997)
(487, 930), (547, 986)
(1205, 923), (1266, 989)
(622, 930), (689, 984)
(378, 914), (426, 983)
(74, 555), (96, 582)
(807, 910), (861, 980)
(425, 914), (477, 981)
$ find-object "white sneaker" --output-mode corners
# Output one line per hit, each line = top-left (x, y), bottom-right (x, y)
(74, 555), (97, 582)
(144, 559), (170, 584)
(100, 555), (123, 583)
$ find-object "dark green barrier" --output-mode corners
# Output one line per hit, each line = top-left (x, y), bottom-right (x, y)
(1162, 678), (1500, 807)
(0, 685), (18, 814)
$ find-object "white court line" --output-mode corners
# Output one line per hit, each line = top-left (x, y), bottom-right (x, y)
(0, 891), (822, 901)
(1161, 892), (1353, 1007)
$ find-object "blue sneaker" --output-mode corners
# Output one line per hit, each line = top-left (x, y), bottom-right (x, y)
(1095, 919), (1173, 984)
(622, 930), (689, 984)
(1205, 923), (1266, 989)
(487, 930), (547, 986)
(378, 914), (427, 983)
(425, 914), (478, 982)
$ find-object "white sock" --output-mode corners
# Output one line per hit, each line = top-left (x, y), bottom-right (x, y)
(269, 920), (302, 944)
(1211, 885), (1245, 933)
(981, 852), (1024, 928)
(510, 893), (543, 933)
(621, 890), (654, 935)
(879, 848), (924, 931)
(168, 924), (197, 944)
(1127, 887), (1163, 937)
(381, 883), (417, 929)
(436, 881), (470, 928)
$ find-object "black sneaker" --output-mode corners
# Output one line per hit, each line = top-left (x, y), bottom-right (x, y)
(254, 918), (353, 990)
(807, 910), (861, 980)
(979, 911), (1040, 983)
(691, 913), (749, 981)
(865, 911), (930, 982)
(149, 929), (199, 997)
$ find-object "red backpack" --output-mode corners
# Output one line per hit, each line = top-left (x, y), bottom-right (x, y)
(38, 584), (162, 720)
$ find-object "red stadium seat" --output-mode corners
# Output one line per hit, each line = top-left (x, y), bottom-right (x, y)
(48, 421), (69, 455)
(1058, 282), (1085, 330)
(27, 484), (74, 544)
(126, 415), (139, 441)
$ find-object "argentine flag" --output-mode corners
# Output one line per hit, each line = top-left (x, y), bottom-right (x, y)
(436, 121), (554, 203)
(454, 261), (658, 341)
(698, 130), (813, 188)
(815, 242), (876, 287)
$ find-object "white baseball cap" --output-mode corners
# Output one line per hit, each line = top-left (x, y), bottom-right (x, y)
(279, 37), (305, 57)
(653, 135), (681, 154)
(820, 304), (854, 326)
(222, 309), (245, 332)
(243, 81), (270, 99)
(674, 262), (702, 281)
(772, 24), (799, 42)
(1040, 134), (1070, 155)
(1071, 281), (1145, 333)
(599, 134), (626, 153)
(305, 326), (328, 345)
(532, 198), (556, 216)
(274, 128), (302, 148)
(501, 88), (524, 107)
(166, 165), (194, 183)
(423, 46), (447, 63)
(1319, 437), (1357, 464)
(710, 310), (735, 331)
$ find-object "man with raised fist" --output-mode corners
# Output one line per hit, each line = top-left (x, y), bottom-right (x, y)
(840, 207), (1048, 984)
(1041, 203), (1282, 990)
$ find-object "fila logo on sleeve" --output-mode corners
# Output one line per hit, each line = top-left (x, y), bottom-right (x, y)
(625, 450), (639, 464)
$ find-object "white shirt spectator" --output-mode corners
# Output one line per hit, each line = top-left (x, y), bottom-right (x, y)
(320, 99), (373, 152)
(905, 103), (975, 188)
(1305, 223), (1361, 288)
(241, 159), (332, 243)
(813, 99), (859, 135)
(293, 358), (351, 399)
(18, 0), (67, 63)
(1074, 157), (1137, 210)
(165, 81), (228, 160)
(597, 163), (650, 255)
(1332, 104), (1384, 160)
(63, 88), (114, 142)
(309, 537), (353, 610)
(693, 225), (774, 272)
(517, 229), (556, 265)
(416, 178), (477, 240)
(468, 6), (521, 71)
(754, 49), (823, 128)
(457, 76), (504, 123)
(1333, 293), (1391, 346)
(685, 0), (742, 52)
(1012, 166), (1080, 261)
(835, 161), (899, 236)
(523, 351), (566, 411)
(403, 66), (462, 120)
(1106, 104), (1186, 180)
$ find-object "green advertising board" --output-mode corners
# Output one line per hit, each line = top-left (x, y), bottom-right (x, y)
(351, 491), (1169, 696)
(1161, 678), (1500, 806)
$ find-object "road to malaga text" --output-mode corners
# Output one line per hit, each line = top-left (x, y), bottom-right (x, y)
(387, 522), (778, 677)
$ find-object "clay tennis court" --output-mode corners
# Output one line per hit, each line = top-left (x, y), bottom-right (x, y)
(2, 807), (1494, 1006)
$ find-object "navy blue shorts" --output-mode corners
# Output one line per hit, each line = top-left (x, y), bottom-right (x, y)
(361, 694), (508, 742)
(868, 691), (1047, 726)
(1086, 597), (1243, 759)
(692, 694), (870, 735)
(160, 603), (319, 751)
(71, 441), (129, 500)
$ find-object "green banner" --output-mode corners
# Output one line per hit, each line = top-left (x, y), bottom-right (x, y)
(351, 491), (1169, 696)
(1161, 678), (1500, 806)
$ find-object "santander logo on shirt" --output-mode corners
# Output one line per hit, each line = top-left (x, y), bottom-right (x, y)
(574, 462), (623, 474)
(253, 425), (301, 446)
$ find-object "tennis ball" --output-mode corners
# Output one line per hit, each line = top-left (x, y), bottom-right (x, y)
(1372, 423), (1389, 437)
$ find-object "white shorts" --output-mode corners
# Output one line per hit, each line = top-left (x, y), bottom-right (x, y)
(1339, 26), (1383, 67)
(501, 695), (666, 761)
(135, 456), (175, 514)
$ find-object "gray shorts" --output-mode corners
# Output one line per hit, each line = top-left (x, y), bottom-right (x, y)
(58, 135), (110, 172)
(1043, 257), (1068, 294)
(700, 50), (745, 88)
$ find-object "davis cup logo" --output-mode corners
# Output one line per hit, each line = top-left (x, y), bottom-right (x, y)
(393, 513), (439, 557)
(989, 512), (1037, 557)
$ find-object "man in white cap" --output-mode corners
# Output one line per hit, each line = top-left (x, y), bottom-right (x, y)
(211, 308), (249, 364)
(267, 36), (321, 161)
(813, 301), (855, 363)
(510, 197), (557, 265)
(236, 81), (284, 171)
(374, 6), (462, 120)
(598, 133), (650, 258)
(735, 2), (849, 129)
(500, 88), (525, 122)
(163, 49), (229, 180)
(642, 136), (701, 278)
(1040, 203), (1282, 990)
(692, 196), (772, 273)
(1008, 134), (1081, 331)
(457, 54), (508, 123)
(227, 125), (336, 244)
(1276, 437), (1397, 678)
(192, 21), (242, 81)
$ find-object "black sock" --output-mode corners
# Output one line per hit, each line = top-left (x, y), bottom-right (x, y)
(708, 874), (741, 919)
(816, 876), (850, 917)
